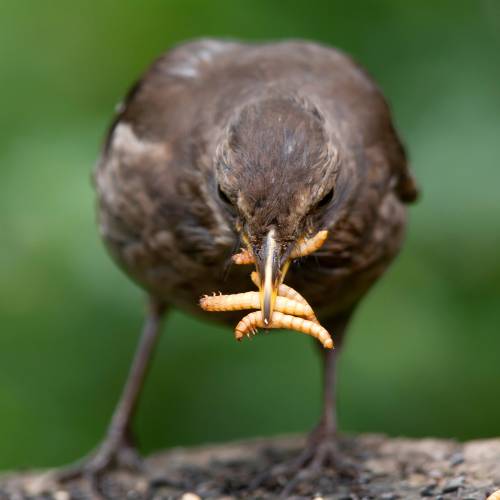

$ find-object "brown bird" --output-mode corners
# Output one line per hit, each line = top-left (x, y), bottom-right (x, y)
(61, 39), (418, 491)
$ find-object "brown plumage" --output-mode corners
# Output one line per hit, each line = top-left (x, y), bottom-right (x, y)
(95, 39), (417, 320)
(64, 39), (418, 490)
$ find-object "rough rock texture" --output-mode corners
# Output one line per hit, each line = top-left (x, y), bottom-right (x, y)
(1, 434), (499, 499)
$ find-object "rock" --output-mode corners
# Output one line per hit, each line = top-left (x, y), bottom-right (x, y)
(0, 434), (499, 499)
(180, 493), (201, 500)
(449, 452), (465, 467)
(441, 475), (465, 493)
(420, 483), (436, 496)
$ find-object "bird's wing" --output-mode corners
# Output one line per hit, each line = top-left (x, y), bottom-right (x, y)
(101, 38), (244, 150)
(383, 125), (420, 204)
(321, 46), (421, 205)
(94, 40), (243, 286)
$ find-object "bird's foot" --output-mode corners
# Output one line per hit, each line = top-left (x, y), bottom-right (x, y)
(251, 425), (354, 497)
(55, 434), (143, 484)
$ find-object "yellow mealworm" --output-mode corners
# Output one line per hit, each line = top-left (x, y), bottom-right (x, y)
(200, 291), (258, 312)
(234, 310), (333, 349)
(232, 249), (254, 265)
(232, 229), (328, 265)
(289, 230), (328, 259)
(279, 285), (319, 322)
(250, 271), (318, 323)
(200, 291), (316, 320)
(487, 491), (500, 500)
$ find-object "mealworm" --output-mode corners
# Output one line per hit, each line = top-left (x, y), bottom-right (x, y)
(290, 230), (328, 260)
(487, 490), (500, 500)
(250, 271), (318, 323)
(200, 291), (316, 321)
(232, 229), (328, 265)
(232, 249), (254, 265)
(234, 310), (333, 349)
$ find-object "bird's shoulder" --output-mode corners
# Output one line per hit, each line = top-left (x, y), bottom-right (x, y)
(101, 38), (383, 141)
(98, 38), (419, 205)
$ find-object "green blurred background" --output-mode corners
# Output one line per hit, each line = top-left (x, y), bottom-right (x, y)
(1, 0), (499, 470)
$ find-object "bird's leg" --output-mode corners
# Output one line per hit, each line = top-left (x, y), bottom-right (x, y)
(277, 313), (354, 497)
(290, 347), (339, 468)
(57, 298), (168, 482)
(250, 312), (352, 496)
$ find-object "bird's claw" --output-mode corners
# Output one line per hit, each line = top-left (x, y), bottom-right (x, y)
(55, 436), (143, 484)
(250, 429), (348, 497)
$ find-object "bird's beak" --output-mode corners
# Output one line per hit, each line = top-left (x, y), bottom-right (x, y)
(254, 228), (290, 325)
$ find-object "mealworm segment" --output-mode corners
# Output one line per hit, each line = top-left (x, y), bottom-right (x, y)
(200, 230), (333, 348)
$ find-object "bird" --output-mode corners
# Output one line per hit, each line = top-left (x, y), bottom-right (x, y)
(60, 38), (418, 491)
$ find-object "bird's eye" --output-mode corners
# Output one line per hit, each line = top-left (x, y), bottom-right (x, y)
(316, 188), (334, 208)
(217, 184), (233, 205)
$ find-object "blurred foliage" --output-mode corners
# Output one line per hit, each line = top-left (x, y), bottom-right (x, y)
(1, 0), (499, 470)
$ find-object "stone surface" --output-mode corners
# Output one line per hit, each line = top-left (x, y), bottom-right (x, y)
(1, 434), (499, 499)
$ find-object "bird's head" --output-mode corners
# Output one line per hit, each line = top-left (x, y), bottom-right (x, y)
(214, 95), (346, 323)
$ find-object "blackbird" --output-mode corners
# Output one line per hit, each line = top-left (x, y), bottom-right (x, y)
(62, 39), (418, 490)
